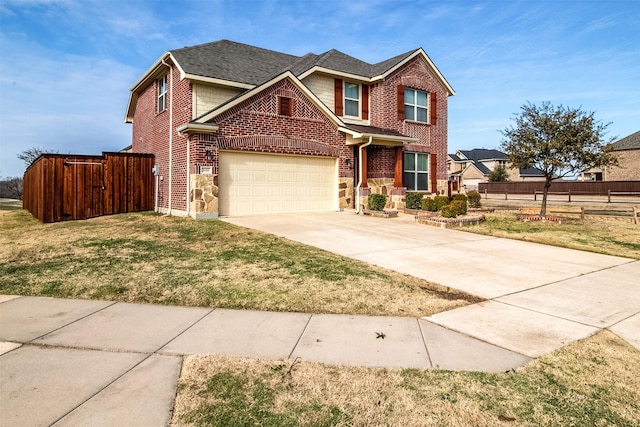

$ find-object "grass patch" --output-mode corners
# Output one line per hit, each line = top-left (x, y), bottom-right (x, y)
(464, 210), (640, 259)
(0, 210), (480, 316)
(172, 331), (640, 426)
(0, 199), (22, 211)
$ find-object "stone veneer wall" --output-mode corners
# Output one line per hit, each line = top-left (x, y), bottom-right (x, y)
(338, 178), (354, 209)
(190, 174), (219, 219)
(358, 178), (406, 210)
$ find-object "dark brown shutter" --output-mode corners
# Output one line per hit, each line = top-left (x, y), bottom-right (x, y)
(279, 97), (292, 116)
(430, 153), (438, 193)
(397, 85), (405, 120)
(430, 92), (437, 125)
(334, 78), (343, 116)
(362, 84), (369, 120)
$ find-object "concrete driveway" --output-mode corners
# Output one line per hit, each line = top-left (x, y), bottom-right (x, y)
(224, 212), (640, 356)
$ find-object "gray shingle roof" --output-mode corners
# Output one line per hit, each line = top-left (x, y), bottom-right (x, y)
(458, 149), (506, 161)
(343, 124), (410, 138)
(170, 39), (420, 85)
(610, 130), (640, 151)
(170, 40), (299, 86)
(454, 148), (544, 177)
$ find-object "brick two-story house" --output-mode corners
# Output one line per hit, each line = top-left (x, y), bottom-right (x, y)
(125, 40), (454, 218)
(448, 149), (544, 192)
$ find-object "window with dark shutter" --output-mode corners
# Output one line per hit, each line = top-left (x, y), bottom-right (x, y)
(430, 153), (438, 193)
(334, 78), (343, 116)
(362, 85), (369, 120)
(397, 84), (405, 120)
(279, 97), (292, 116)
(430, 92), (437, 125)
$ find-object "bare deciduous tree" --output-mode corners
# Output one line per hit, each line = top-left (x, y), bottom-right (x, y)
(501, 102), (617, 217)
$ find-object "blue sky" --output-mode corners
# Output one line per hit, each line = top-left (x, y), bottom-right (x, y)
(1, 0), (638, 178)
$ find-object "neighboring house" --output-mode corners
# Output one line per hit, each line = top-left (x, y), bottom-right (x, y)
(125, 39), (455, 218)
(447, 149), (544, 192)
(581, 130), (640, 181)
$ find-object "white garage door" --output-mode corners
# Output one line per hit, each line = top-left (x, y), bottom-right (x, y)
(218, 151), (337, 216)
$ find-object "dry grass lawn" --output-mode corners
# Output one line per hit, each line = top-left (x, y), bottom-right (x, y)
(465, 210), (640, 259)
(172, 331), (640, 426)
(0, 210), (479, 317)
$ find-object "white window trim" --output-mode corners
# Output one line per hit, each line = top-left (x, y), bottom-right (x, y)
(343, 81), (360, 118)
(404, 88), (429, 124)
(404, 152), (430, 191)
(157, 75), (167, 113)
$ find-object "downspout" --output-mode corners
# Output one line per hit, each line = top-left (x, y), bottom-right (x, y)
(161, 58), (173, 214)
(355, 136), (372, 214)
(185, 131), (190, 217)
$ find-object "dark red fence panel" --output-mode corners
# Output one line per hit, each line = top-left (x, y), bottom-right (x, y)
(23, 152), (155, 223)
(478, 181), (640, 195)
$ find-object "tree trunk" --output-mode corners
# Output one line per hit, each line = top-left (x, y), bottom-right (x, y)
(540, 179), (552, 218)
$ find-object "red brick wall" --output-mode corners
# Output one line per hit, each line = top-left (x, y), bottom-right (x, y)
(368, 146), (396, 179)
(195, 79), (352, 177)
(369, 55), (449, 181)
(131, 61), (192, 212)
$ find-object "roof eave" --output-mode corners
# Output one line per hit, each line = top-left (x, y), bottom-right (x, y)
(372, 49), (455, 96)
(176, 123), (220, 135)
(298, 66), (371, 83)
(183, 73), (255, 90)
(339, 126), (418, 146)
(125, 52), (181, 123)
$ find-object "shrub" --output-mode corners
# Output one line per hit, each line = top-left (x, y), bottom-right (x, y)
(451, 199), (467, 215)
(467, 190), (481, 208)
(440, 204), (458, 218)
(452, 194), (468, 203)
(405, 192), (423, 210)
(433, 195), (450, 211)
(368, 193), (387, 211)
(421, 197), (435, 211)
(440, 200), (467, 218)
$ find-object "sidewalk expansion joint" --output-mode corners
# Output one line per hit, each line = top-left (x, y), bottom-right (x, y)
(152, 307), (216, 354)
(416, 318), (433, 369)
(29, 300), (119, 343)
(49, 351), (158, 426)
(288, 314), (313, 360)
(491, 259), (637, 300)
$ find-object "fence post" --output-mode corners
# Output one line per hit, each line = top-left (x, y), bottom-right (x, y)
(608, 190), (611, 203)
(634, 207), (638, 225)
(581, 207), (585, 220)
(568, 190), (571, 203)
(534, 191), (537, 201)
(484, 188), (487, 199)
(505, 191), (508, 200)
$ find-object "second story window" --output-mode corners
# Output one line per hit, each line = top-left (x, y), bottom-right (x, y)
(344, 82), (359, 117)
(157, 75), (167, 113)
(404, 88), (428, 122)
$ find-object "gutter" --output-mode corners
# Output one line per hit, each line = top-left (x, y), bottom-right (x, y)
(355, 136), (373, 214)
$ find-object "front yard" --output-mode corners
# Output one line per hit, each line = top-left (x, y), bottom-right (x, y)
(1, 208), (638, 426)
(0, 210), (479, 317)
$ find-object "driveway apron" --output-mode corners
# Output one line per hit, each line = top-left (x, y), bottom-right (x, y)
(223, 212), (640, 354)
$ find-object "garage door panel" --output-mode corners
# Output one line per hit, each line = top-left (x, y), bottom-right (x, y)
(219, 151), (336, 216)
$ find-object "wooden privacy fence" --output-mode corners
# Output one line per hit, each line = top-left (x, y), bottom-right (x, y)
(23, 152), (155, 223)
(479, 181), (640, 197)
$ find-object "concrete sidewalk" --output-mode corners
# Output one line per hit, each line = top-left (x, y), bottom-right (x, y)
(1, 295), (529, 426)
